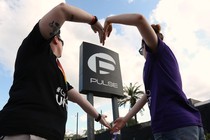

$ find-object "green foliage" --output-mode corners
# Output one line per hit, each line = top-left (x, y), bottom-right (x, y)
(120, 83), (144, 107)
(71, 134), (83, 140)
(119, 82), (145, 124)
(127, 118), (138, 127)
(206, 133), (210, 140)
(95, 128), (106, 134)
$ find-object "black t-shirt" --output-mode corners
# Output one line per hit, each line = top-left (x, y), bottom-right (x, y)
(0, 22), (73, 140)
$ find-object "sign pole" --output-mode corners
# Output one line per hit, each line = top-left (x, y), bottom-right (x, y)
(87, 93), (95, 140)
(112, 96), (121, 140)
(79, 42), (124, 140)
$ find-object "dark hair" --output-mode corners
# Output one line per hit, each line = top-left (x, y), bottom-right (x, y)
(151, 24), (164, 40)
(139, 24), (163, 55)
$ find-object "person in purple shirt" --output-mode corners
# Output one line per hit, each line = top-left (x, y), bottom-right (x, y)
(103, 13), (205, 140)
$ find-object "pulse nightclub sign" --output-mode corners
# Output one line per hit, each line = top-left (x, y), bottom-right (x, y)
(79, 42), (123, 98)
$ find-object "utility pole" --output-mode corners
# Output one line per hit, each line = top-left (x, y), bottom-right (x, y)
(76, 112), (78, 139)
(101, 110), (103, 130)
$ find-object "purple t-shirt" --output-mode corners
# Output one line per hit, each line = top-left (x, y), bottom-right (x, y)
(143, 38), (202, 133)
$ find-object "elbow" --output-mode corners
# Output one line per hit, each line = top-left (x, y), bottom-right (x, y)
(54, 2), (67, 14)
(56, 2), (68, 12)
(56, 2), (74, 20)
(58, 2), (66, 7)
(55, 2), (66, 10)
(134, 14), (145, 25)
(57, 2), (68, 13)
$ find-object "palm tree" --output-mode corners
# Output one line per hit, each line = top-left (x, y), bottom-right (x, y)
(119, 82), (144, 124)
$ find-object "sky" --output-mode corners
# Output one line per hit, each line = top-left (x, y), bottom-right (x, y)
(1, 0), (210, 136)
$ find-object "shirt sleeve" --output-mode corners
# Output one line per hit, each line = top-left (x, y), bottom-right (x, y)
(67, 82), (74, 91)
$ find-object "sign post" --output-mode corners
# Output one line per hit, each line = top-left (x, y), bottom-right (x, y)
(79, 42), (124, 140)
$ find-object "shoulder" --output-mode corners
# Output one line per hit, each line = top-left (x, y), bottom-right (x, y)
(21, 22), (52, 49)
(153, 38), (172, 57)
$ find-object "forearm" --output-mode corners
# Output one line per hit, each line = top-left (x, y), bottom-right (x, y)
(77, 97), (99, 119)
(105, 13), (158, 50)
(123, 93), (147, 122)
(67, 89), (99, 119)
(106, 14), (145, 26)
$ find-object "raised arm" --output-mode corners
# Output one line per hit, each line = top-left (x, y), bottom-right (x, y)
(104, 14), (158, 51)
(39, 3), (104, 43)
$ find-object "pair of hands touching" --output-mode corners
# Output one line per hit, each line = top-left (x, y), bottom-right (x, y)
(91, 19), (124, 133)
(91, 18), (126, 133)
(100, 115), (127, 134)
(91, 18), (113, 46)
(91, 19), (126, 133)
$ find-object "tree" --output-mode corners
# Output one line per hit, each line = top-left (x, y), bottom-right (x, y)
(127, 118), (138, 127)
(206, 133), (210, 140)
(119, 82), (144, 124)
(71, 134), (83, 140)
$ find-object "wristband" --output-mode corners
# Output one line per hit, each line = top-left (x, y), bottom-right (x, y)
(95, 114), (101, 122)
(89, 16), (98, 25)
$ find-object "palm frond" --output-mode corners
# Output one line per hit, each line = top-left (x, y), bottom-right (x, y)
(119, 82), (145, 123)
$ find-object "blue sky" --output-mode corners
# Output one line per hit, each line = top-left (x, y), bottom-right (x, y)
(1, 0), (210, 135)
(67, 0), (158, 18)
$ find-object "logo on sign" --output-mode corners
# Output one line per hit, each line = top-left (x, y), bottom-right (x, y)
(88, 53), (116, 74)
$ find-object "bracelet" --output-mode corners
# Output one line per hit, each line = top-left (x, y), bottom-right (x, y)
(89, 16), (98, 25)
(95, 113), (101, 122)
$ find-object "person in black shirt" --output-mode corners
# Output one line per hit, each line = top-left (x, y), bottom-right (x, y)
(0, 3), (110, 140)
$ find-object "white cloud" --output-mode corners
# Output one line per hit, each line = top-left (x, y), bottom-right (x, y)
(1, 0), (210, 135)
(0, 0), (63, 74)
(128, 0), (134, 4)
(150, 0), (210, 101)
